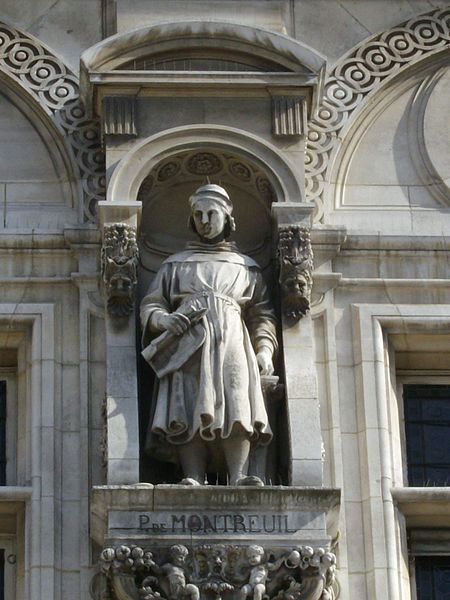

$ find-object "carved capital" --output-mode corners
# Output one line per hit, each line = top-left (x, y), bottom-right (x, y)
(91, 543), (337, 600)
(101, 223), (139, 317)
(278, 226), (313, 323)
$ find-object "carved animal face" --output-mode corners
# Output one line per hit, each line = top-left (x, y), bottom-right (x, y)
(208, 547), (226, 573)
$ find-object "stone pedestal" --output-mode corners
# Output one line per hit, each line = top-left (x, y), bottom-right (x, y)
(90, 485), (340, 600)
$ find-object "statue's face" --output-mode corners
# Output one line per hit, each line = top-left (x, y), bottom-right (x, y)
(247, 548), (263, 566)
(192, 199), (227, 240)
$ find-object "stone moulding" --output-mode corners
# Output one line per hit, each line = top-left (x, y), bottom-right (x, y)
(278, 226), (313, 323)
(90, 543), (337, 600)
(0, 22), (105, 222)
(305, 7), (450, 222)
(101, 223), (139, 317)
(80, 20), (327, 115)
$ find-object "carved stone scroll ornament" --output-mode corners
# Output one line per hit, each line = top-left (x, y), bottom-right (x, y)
(278, 226), (313, 323)
(101, 223), (139, 317)
(90, 544), (337, 600)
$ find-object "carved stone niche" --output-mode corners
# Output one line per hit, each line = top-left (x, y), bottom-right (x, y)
(90, 486), (340, 600)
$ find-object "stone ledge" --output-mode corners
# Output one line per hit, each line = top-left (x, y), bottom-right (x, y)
(392, 487), (450, 528)
(0, 487), (32, 534)
(91, 485), (340, 548)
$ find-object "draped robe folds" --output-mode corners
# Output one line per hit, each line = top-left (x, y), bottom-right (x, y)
(140, 241), (278, 457)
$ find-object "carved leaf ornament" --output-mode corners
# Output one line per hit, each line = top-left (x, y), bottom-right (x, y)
(91, 544), (337, 600)
(305, 7), (450, 221)
(0, 22), (105, 222)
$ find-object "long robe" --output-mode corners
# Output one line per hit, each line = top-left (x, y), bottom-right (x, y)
(140, 241), (277, 453)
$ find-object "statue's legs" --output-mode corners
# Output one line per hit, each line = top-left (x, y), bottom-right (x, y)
(221, 434), (251, 485)
(177, 435), (207, 485)
(177, 432), (264, 486)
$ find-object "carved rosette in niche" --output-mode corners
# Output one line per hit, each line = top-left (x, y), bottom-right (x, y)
(90, 543), (337, 600)
(101, 224), (139, 317)
(278, 226), (313, 323)
(137, 150), (276, 205)
(187, 152), (223, 175)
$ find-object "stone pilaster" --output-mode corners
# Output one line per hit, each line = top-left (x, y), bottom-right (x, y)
(272, 203), (323, 486)
(98, 200), (142, 485)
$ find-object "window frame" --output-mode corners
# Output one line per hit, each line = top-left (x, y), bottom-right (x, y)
(396, 374), (450, 489)
(0, 372), (18, 487)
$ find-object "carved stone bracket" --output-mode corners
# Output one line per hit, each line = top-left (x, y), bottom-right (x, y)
(101, 223), (139, 317)
(103, 96), (138, 137)
(278, 226), (313, 323)
(90, 543), (337, 600)
(272, 96), (307, 137)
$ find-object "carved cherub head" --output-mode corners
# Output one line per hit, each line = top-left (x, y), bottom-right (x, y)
(169, 544), (189, 567)
(246, 545), (265, 567)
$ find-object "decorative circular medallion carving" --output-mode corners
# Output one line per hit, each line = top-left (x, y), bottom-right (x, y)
(256, 176), (274, 200)
(186, 152), (223, 175)
(229, 160), (252, 181)
(157, 161), (180, 181)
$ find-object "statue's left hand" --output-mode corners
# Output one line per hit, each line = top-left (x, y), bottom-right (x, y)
(257, 347), (274, 375)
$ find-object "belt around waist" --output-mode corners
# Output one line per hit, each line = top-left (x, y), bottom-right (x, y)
(186, 291), (241, 312)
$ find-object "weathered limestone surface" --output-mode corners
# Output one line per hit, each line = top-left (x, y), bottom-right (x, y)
(0, 2), (449, 600)
(90, 486), (340, 600)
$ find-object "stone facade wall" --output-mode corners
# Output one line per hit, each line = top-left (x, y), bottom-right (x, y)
(0, 1), (448, 599)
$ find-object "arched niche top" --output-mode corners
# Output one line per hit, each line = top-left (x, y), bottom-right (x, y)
(106, 124), (304, 206)
(81, 20), (326, 74)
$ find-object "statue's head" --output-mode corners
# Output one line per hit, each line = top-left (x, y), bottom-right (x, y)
(170, 544), (189, 565)
(188, 184), (236, 241)
(246, 545), (264, 566)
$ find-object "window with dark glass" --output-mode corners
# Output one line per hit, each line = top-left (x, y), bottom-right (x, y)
(415, 556), (450, 600)
(0, 381), (5, 486)
(403, 385), (450, 486)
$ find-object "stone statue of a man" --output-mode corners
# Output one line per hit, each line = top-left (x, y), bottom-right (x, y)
(140, 184), (277, 485)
